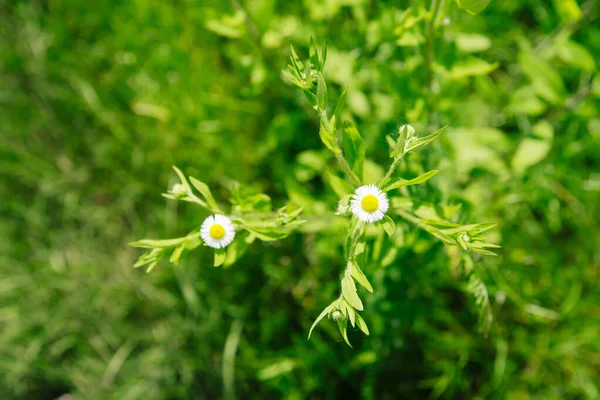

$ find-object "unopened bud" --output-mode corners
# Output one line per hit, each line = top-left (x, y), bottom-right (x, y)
(331, 310), (342, 321)
(399, 124), (415, 138)
(171, 183), (187, 198)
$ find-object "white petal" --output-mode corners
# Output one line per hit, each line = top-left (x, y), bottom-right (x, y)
(200, 214), (236, 248)
(350, 185), (389, 223)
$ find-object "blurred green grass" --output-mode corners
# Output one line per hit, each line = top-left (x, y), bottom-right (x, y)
(1, 0), (599, 399)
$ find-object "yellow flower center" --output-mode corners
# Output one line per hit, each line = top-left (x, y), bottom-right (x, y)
(209, 224), (226, 239)
(361, 194), (379, 213)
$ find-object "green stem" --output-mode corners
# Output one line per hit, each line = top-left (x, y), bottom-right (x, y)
(319, 109), (362, 186)
(344, 219), (365, 260)
(187, 193), (207, 208)
(396, 208), (422, 225)
(380, 156), (403, 185)
(336, 152), (362, 186)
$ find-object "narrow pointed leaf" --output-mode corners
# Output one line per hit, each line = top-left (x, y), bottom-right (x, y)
(349, 260), (373, 293)
(405, 126), (447, 153)
(190, 177), (221, 212)
(334, 87), (348, 119)
(309, 37), (320, 71)
(342, 274), (364, 311)
(337, 318), (352, 347)
(470, 247), (498, 256)
(380, 215), (396, 237)
(172, 166), (192, 192)
(129, 237), (187, 249)
(343, 120), (365, 181)
(289, 45), (304, 75)
(317, 73), (328, 111)
(355, 314), (370, 335)
(169, 244), (185, 264)
(383, 170), (439, 191)
(456, 0), (491, 15)
(320, 39), (327, 70)
(214, 248), (227, 267)
(393, 124), (412, 160)
(341, 299), (356, 327)
(308, 302), (336, 339)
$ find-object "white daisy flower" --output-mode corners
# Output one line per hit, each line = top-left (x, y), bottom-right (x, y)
(350, 185), (389, 223)
(200, 214), (236, 249)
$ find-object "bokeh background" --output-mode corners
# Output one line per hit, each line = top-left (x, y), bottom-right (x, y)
(1, 0), (599, 399)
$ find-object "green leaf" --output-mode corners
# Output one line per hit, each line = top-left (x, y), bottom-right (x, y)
(405, 126), (446, 153)
(465, 273), (493, 332)
(214, 248), (227, 267)
(337, 318), (352, 347)
(391, 124), (412, 159)
(204, 12), (244, 38)
(343, 120), (365, 181)
(340, 299), (356, 327)
(396, 31), (425, 47)
(347, 90), (371, 117)
(455, 0), (491, 15)
(309, 37), (321, 71)
(355, 313), (370, 336)
(244, 193), (272, 212)
(416, 221), (457, 245)
(304, 60), (314, 89)
(326, 170), (353, 198)
(470, 222), (498, 235)
(308, 301), (336, 339)
(133, 248), (164, 272)
(349, 260), (373, 293)
(383, 170), (439, 191)
(552, 0), (582, 24)
(354, 241), (365, 257)
(336, 194), (352, 216)
(532, 120), (554, 140)
(243, 226), (293, 241)
(289, 45), (304, 76)
(257, 359), (297, 381)
(519, 52), (565, 105)
(511, 138), (551, 173)
(145, 261), (159, 273)
(282, 67), (302, 87)
(334, 87), (348, 119)
(342, 274), (364, 311)
(455, 33), (492, 53)
(190, 177), (222, 213)
(557, 40), (596, 72)
(172, 166), (192, 192)
(224, 234), (250, 267)
(304, 88), (317, 106)
(129, 237), (187, 249)
(448, 57), (499, 79)
(470, 247), (498, 256)
(319, 116), (339, 154)
(380, 215), (396, 237)
(169, 244), (185, 264)
(316, 73), (328, 111)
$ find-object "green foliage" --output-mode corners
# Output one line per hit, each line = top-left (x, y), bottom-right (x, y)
(1, 0), (599, 398)
(131, 166), (304, 271)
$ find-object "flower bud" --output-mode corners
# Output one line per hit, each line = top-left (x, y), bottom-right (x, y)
(171, 183), (188, 198)
(331, 310), (342, 321)
(399, 123), (415, 138)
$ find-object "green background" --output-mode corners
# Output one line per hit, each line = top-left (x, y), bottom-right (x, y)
(1, 0), (599, 398)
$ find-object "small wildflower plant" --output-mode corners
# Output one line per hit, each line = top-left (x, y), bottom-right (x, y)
(130, 39), (499, 346)
(129, 165), (305, 269)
